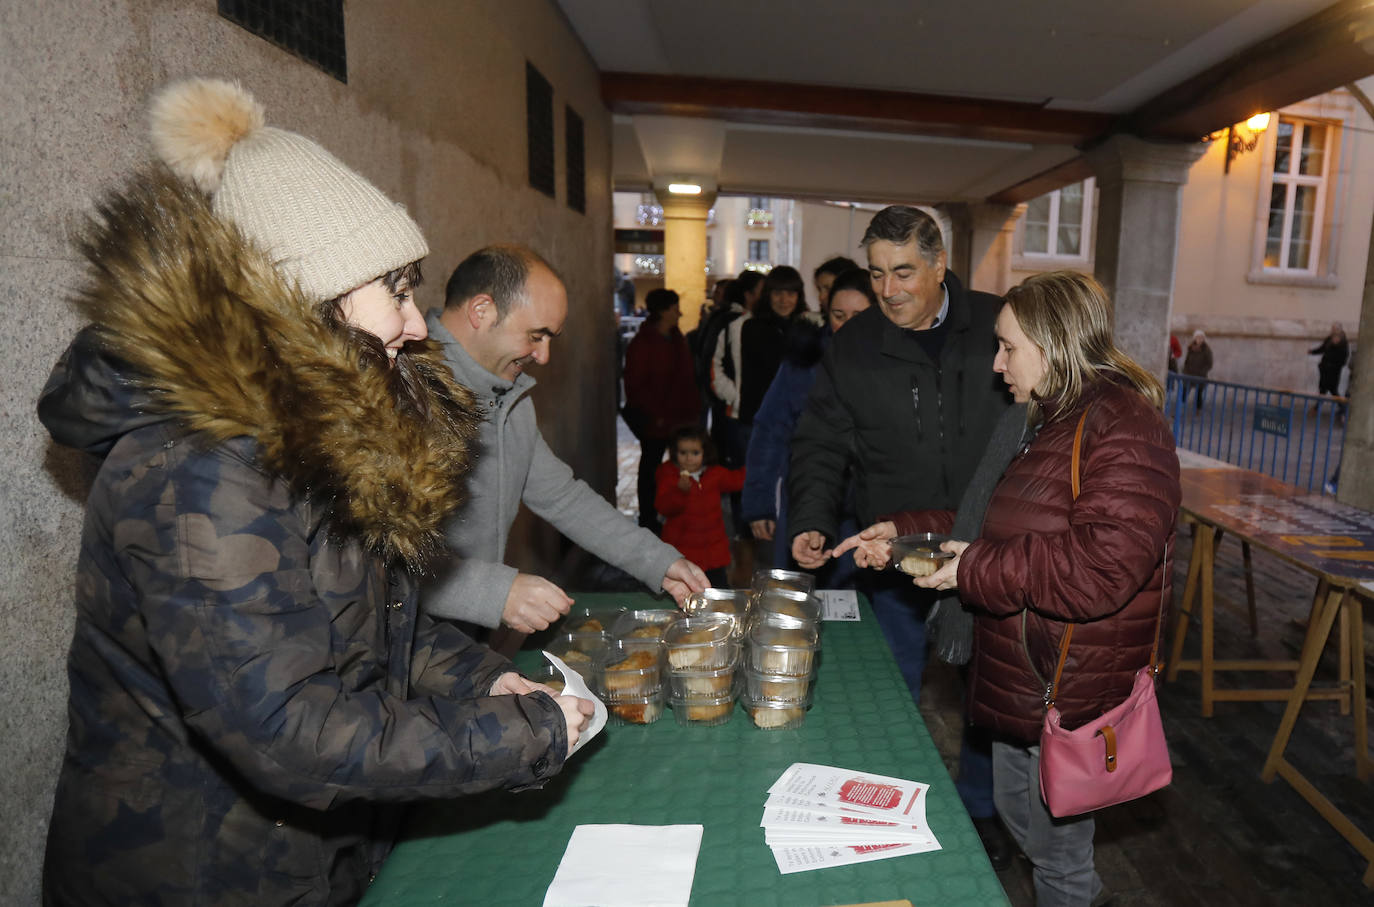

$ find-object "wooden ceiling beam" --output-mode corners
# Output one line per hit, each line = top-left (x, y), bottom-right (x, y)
(1124, 0), (1374, 141)
(601, 72), (1112, 146)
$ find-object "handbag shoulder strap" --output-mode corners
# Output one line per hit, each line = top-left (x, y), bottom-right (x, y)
(1046, 408), (1090, 706)
(1046, 404), (1171, 707)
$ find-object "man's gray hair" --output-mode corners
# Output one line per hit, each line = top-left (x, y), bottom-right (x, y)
(861, 205), (945, 264)
(444, 244), (559, 320)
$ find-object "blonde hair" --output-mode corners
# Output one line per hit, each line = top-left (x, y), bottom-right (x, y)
(1003, 270), (1163, 424)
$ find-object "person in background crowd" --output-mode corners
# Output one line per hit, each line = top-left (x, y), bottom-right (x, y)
(1310, 321), (1349, 398)
(708, 271), (766, 453)
(1182, 329), (1212, 411)
(425, 249), (707, 635)
(708, 269), (769, 536)
(656, 425), (746, 587)
(623, 288), (704, 534)
(742, 267), (873, 581)
(1168, 333), (1182, 373)
(836, 270), (1180, 907)
(688, 278), (731, 364)
(787, 205), (1013, 868)
(38, 77), (593, 905)
(813, 255), (860, 320)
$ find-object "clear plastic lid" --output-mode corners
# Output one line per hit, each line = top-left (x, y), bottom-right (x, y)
(750, 568), (816, 596)
(561, 604), (626, 635)
(891, 533), (956, 577)
(611, 608), (682, 642)
(752, 589), (821, 625)
(682, 587), (751, 616)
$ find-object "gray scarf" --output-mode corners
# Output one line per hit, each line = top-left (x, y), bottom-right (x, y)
(927, 402), (1030, 665)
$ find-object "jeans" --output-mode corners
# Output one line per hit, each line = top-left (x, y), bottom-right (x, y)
(860, 569), (929, 703)
(956, 716), (996, 820)
(992, 741), (1103, 906)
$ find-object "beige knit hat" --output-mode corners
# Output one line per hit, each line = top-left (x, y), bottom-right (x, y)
(148, 77), (428, 302)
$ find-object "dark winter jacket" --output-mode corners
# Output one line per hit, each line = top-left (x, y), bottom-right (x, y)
(1182, 342), (1212, 379)
(788, 271), (1011, 543)
(39, 173), (568, 906)
(623, 321), (701, 439)
(1311, 335), (1350, 381)
(737, 307), (806, 424)
(956, 378), (1180, 743)
(741, 318), (827, 525)
(655, 461), (746, 570)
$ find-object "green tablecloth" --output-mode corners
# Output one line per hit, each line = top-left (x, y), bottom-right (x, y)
(361, 593), (1008, 906)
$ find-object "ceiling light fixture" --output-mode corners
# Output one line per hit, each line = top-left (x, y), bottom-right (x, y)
(667, 183), (702, 195)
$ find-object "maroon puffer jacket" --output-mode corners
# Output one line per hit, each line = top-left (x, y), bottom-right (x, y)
(957, 377), (1180, 743)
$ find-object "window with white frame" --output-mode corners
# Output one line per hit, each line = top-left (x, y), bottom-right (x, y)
(1020, 179), (1093, 258)
(748, 239), (770, 261)
(1263, 117), (1330, 273)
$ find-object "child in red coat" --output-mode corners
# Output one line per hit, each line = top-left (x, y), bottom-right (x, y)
(655, 426), (746, 587)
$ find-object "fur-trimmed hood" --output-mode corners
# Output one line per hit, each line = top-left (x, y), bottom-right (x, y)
(40, 169), (480, 570)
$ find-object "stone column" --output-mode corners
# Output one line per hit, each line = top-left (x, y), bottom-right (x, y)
(655, 190), (717, 333)
(1336, 207), (1374, 509)
(939, 202), (1023, 296)
(1086, 136), (1207, 377)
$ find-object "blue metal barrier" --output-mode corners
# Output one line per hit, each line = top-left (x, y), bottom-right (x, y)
(1165, 373), (1346, 494)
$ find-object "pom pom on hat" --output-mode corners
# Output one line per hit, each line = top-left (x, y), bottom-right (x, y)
(147, 76), (428, 303)
(150, 78), (264, 194)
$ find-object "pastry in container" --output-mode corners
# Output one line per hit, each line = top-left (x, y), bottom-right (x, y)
(750, 568), (815, 597)
(890, 533), (955, 578)
(747, 615), (820, 676)
(561, 604), (627, 635)
(547, 630), (610, 682)
(667, 661), (737, 699)
(663, 615), (737, 669)
(606, 689), (665, 725)
(742, 694), (807, 730)
(681, 588), (751, 636)
(610, 608), (681, 643)
(669, 692), (736, 727)
(595, 640), (664, 697)
(752, 588), (821, 627)
(741, 663), (814, 702)
(523, 663), (567, 694)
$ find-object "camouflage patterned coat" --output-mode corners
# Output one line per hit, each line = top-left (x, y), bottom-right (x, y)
(39, 173), (569, 906)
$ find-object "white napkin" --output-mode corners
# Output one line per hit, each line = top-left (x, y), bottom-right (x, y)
(542, 651), (608, 757)
(542, 824), (704, 907)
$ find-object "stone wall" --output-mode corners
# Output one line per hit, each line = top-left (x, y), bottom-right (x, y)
(0, 1), (611, 900)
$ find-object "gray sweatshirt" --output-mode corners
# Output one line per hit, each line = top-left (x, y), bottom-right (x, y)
(421, 310), (683, 626)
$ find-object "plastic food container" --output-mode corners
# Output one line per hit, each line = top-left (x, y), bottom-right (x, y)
(561, 605), (627, 635)
(547, 631), (611, 681)
(606, 689), (665, 725)
(523, 663), (568, 694)
(611, 609), (681, 643)
(667, 662), (737, 699)
(890, 532), (955, 577)
(664, 616), (737, 669)
(742, 663), (814, 702)
(595, 640), (664, 698)
(681, 588), (751, 635)
(747, 617), (820, 676)
(752, 589), (821, 627)
(669, 692), (736, 727)
(742, 694), (808, 730)
(750, 568), (816, 597)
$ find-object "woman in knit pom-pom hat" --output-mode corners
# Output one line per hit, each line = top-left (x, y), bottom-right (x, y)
(39, 78), (592, 906)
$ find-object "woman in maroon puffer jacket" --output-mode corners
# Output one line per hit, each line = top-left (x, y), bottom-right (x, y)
(834, 271), (1180, 906)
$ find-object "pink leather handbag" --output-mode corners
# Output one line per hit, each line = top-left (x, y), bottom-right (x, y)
(1037, 408), (1173, 818)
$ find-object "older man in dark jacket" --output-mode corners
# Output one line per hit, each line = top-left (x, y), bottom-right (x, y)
(787, 205), (1011, 862)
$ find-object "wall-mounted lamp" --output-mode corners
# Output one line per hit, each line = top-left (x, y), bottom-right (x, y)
(1211, 112), (1272, 174)
(667, 182), (702, 195)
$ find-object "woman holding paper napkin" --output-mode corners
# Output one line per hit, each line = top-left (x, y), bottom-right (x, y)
(833, 271), (1180, 906)
(38, 77), (592, 906)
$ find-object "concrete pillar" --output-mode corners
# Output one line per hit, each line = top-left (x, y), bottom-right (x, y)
(655, 190), (716, 333)
(1336, 206), (1374, 509)
(939, 202), (1023, 296)
(1086, 136), (1208, 378)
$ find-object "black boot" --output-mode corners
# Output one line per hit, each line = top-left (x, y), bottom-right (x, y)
(971, 815), (1016, 871)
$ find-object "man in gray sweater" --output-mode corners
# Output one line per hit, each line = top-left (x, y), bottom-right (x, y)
(422, 245), (708, 633)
